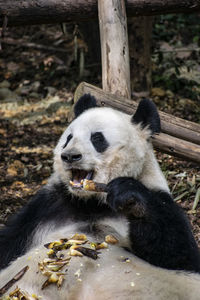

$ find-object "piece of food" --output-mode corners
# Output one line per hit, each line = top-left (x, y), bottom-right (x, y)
(38, 233), (118, 291)
(71, 233), (87, 241)
(70, 179), (107, 193)
(95, 242), (108, 250)
(0, 266), (29, 297)
(90, 241), (108, 250)
(69, 248), (83, 257)
(105, 235), (119, 244)
(9, 286), (30, 300)
(75, 247), (99, 259)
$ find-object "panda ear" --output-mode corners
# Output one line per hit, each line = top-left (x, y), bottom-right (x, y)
(74, 94), (97, 118)
(131, 98), (161, 135)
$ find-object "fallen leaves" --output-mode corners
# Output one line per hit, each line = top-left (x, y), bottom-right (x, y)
(11, 146), (52, 155)
(192, 188), (200, 212)
(0, 95), (70, 125)
(163, 164), (200, 217)
(151, 87), (166, 98)
(7, 160), (25, 177)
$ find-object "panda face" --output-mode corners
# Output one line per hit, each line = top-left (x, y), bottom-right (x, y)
(54, 107), (149, 199)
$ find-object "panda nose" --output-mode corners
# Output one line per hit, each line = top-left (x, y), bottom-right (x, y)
(61, 152), (82, 163)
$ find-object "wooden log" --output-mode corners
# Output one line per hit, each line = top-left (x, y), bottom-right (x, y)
(73, 82), (200, 164)
(98, 0), (131, 98)
(74, 82), (200, 144)
(153, 133), (200, 164)
(0, 0), (200, 27)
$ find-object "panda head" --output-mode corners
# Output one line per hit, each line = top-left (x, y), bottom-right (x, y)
(53, 94), (165, 199)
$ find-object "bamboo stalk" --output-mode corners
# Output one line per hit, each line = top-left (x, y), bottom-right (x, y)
(0, 265), (29, 297)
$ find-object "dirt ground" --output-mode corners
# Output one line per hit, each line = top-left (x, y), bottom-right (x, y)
(0, 24), (200, 247)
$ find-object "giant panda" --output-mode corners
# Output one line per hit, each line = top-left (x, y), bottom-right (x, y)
(0, 94), (200, 300)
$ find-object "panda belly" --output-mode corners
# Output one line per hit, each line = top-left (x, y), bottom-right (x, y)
(1, 220), (200, 300)
(0, 216), (131, 299)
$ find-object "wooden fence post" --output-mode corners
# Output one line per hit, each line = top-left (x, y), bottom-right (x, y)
(98, 0), (131, 98)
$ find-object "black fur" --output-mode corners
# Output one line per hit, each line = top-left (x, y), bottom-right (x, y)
(132, 98), (161, 134)
(63, 133), (73, 149)
(0, 182), (114, 270)
(107, 177), (200, 272)
(0, 178), (200, 273)
(74, 94), (97, 118)
(91, 132), (109, 153)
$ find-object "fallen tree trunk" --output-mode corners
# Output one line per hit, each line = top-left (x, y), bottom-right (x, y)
(0, 0), (200, 27)
(153, 133), (200, 164)
(73, 82), (200, 164)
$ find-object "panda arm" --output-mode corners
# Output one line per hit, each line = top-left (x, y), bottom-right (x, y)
(107, 177), (200, 272)
(0, 183), (70, 270)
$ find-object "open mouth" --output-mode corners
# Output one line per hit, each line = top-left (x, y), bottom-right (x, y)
(69, 169), (94, 189)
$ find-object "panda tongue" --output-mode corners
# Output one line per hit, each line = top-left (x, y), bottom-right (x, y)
(73, 170), (83, 184)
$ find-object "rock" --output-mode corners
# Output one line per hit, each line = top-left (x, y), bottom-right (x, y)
(31, 81), (40, 92)
(15, 81), (41, 96)
(44, 86), (57, 96)
(15, 86), (30, 96)
(0, 80), (11, 88)
(0, 88), (13, 100)
(29, 92), (40, 99)
(0, 88), (21, 102)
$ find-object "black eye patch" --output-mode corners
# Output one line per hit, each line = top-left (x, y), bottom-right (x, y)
(91, 132), (109, 153)
(63, 134), (73, 148)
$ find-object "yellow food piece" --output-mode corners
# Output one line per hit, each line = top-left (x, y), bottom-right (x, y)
(96, 242), (108, 250)
(47, 249), (55, 257)
(105, 234), (119, 244)
(71, 233), (87, 241)
(69, 248), (83, 257)
(57, 275), (65, 288)
(47, 241), (62, 249)
(49, 273), (59, 283)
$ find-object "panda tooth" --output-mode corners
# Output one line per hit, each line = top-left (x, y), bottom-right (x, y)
(86, 171), (93, 180)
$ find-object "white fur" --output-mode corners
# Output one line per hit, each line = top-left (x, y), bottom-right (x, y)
(1, 237), (200, 300)
(53, 107), (169, 200)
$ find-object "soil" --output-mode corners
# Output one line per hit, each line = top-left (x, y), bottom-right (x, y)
(0, 25), (200, 247)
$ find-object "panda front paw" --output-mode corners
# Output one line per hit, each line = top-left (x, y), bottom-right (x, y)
(106, 177), (148, 217)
